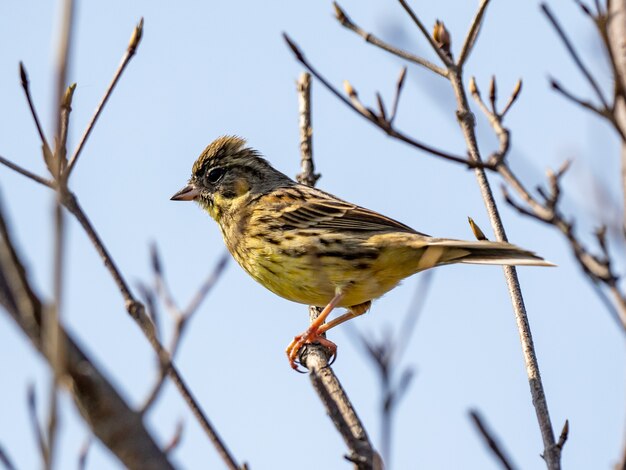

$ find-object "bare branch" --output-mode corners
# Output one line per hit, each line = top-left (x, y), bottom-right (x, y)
(556, 420), (569, 451)
(163, 421), (184, 455)
(541, 3), (610, 110)
(65, 18), (144, 177)
(389, 67), (407, 125)
(27, 385), (49, 467)
(0, 197), (174, 469)
(0, 443), (17, 470)
(282, 34), (487, 168)
(303, 335), (382, 470)
(77, 437), (91, 470)
(458, 0), (491, 66)
(500, 80), (523, 118)
(396, 0), (453, 66)
(469, 410), (517, 470)
(0, 154), (55, 188)
(295, 73), (320, 186)
(333, 3), (448, 77)
(19, 62), (51, 154)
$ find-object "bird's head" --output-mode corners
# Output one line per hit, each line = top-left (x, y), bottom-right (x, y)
(171, 136), (291, 222)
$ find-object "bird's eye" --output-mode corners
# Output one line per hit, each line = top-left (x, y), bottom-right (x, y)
(207, 167), (226, 184)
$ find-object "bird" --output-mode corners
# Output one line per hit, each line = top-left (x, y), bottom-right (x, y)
(171, 136), (552, 369)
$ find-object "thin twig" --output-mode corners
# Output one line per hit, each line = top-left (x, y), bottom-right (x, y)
(389, 67), (407, 125)
(333, 3), (448, 78)
(458, 0), (491, 66)
(0, 148), (242, 468)
(27, 385), (49, 467)
(0, 203), (174, 469)
(295, 73), (320, 186)
(140, 250), (229, 413)
(0, 443), (17, 470)
(469, 410), (517, 470)
(46, 1), (75, 467)
(77, 437), (91, 470)
(0, 155), (55, 188)
(163, 421), (184, 455)
(19, 63), (51, 154)
(542, 3), (610, 111)
(293, 75), (381, 469)
(304, 337), (382, 470)
(283, 34), (486, 169)
(65, 18), (144, 177)
(396, 0), (454, 66)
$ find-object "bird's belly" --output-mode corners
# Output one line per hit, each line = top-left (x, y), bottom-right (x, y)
(229, 235), (410, 308)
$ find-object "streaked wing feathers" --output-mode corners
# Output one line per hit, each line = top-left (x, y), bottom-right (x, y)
(275, 187), (425, 235)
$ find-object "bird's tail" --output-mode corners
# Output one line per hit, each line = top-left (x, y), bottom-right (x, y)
(413, 238), (554, 270)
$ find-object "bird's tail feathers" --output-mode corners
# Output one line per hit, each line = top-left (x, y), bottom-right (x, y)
(417, 238), (554, 269)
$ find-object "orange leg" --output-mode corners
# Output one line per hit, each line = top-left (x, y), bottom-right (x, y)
(317, 300), (371, 335)
(285, 291), (345, 369)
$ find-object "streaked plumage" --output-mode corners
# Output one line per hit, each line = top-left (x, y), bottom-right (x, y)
(172, 136), (552, 368)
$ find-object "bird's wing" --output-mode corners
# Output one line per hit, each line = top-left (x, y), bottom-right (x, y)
(261, 185), (426, 235)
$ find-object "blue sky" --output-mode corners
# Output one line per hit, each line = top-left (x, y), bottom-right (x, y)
(0, 1), (623, 469)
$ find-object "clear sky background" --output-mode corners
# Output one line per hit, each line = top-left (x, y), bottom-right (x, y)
(0, 1), (623, 469)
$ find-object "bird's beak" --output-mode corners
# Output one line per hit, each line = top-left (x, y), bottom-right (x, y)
(171, 184), (200, 201)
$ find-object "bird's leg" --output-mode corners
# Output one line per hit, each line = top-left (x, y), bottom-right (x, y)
(286, 291), (345, 369)
(317, 300), (371, 334)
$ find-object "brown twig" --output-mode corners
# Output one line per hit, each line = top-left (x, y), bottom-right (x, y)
(283, 34), (489, 169)
(333, 3), (448, 78)
(0, 155), (55, 188)
(163, 421), (184, 455)
(46, 2), (75, 466)
(27, 385), (49, 467)
(294, 74), (381, 469)
(140, 248), (229, 414)
(469, 410), (517, 470)
(389, 67), (407, 125)
(65, 18), (144, 177)
(458, 0), (491, 66)
(19, 63), (51, 155)
(295, 73), (320, 186)
(396, 0), (453, 66)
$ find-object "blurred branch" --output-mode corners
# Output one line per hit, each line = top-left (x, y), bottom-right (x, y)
(3, 18), (244, 469)
(294, 75), (381, 469)
(46, 1), (76, 466)
(469, 410), (517, 470)
(163, 421), (184, 455)
(27, 385), (49, 467)
(140, 248), (229, 414)
(0, 443), (16, 470)
(541, 3), (610, 111)
(77, 437), (91, 470)
(351, 271), (432, 464)
(0, 199), (174, 469)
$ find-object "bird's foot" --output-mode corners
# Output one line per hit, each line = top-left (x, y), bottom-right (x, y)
(285, 328), (337, 371)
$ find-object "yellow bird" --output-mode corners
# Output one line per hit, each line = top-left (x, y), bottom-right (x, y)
(172, 136), (552, 369)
